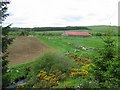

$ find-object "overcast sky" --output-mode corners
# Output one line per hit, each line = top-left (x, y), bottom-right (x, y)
(3, 0), (119, 27)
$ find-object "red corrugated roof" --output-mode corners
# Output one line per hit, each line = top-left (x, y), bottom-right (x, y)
(63, 31), (92, 36)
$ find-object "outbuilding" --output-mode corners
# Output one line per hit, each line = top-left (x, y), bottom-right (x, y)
(62, 31), (92, 36)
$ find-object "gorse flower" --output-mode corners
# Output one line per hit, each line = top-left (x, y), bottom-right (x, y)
(70, 69), (89, 78)
(37, 70), (66, 86)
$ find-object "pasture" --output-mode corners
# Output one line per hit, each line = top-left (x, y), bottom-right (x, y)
(36, 33), (118, 58)
(37, 36), (101, 57)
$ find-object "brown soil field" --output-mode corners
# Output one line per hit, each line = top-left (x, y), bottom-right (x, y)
(7, 36), (52, 67)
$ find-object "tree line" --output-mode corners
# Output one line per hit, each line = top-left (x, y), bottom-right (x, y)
(10, 26), (91, 31)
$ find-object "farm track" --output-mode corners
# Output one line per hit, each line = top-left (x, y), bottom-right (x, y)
(7, 36), (52, 67)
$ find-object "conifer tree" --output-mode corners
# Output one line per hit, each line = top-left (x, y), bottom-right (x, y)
(0, 0), (13, 74)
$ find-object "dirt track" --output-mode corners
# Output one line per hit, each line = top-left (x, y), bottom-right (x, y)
(7, 36), (52, 67)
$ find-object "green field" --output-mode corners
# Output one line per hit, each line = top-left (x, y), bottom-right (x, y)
(37, 36), (102, 58)
(36, 31), (118, 58)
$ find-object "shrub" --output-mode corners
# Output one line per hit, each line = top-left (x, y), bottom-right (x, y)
(37, 70), (59, 87)
(27, 52), (75, 87)
(34, 52), (74, 74)
(95, 32), (102, 36)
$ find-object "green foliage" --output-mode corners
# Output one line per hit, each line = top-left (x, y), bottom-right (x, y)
(18, 30), (29, 36)
(33, 52), (74, 74)
(2, 74), (11, 87)
(79, 80), (100, 88)
(33, 80), (51, 88)
(93, 32), (119, 88)
(8, 30), (30, 36)
(2, 65), (30, 87)
(55, 77), (82, 88)
(2, 25), (13, 53)
(92, 32), (105, 36)
(24, 52), (75, 88)
(41, 32), (61, 36)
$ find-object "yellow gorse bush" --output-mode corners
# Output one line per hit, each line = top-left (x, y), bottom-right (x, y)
(70, 69), (88, 78)
(80, 70), (88, 75)
(37, 70), (66, 86)
(37, 70), (46, 78)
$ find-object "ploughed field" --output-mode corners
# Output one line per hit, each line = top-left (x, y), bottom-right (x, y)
(7, 36), (52, 66)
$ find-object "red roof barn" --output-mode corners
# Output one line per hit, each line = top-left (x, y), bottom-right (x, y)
(62, 31), (92, 36)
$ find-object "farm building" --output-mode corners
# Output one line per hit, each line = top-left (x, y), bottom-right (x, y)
(62, 31), (92, 36)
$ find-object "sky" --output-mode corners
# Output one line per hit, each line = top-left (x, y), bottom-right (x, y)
(3, 0), (119, 27)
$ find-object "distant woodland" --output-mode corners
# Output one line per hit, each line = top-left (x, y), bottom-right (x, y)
(10, 26), (91, 31)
